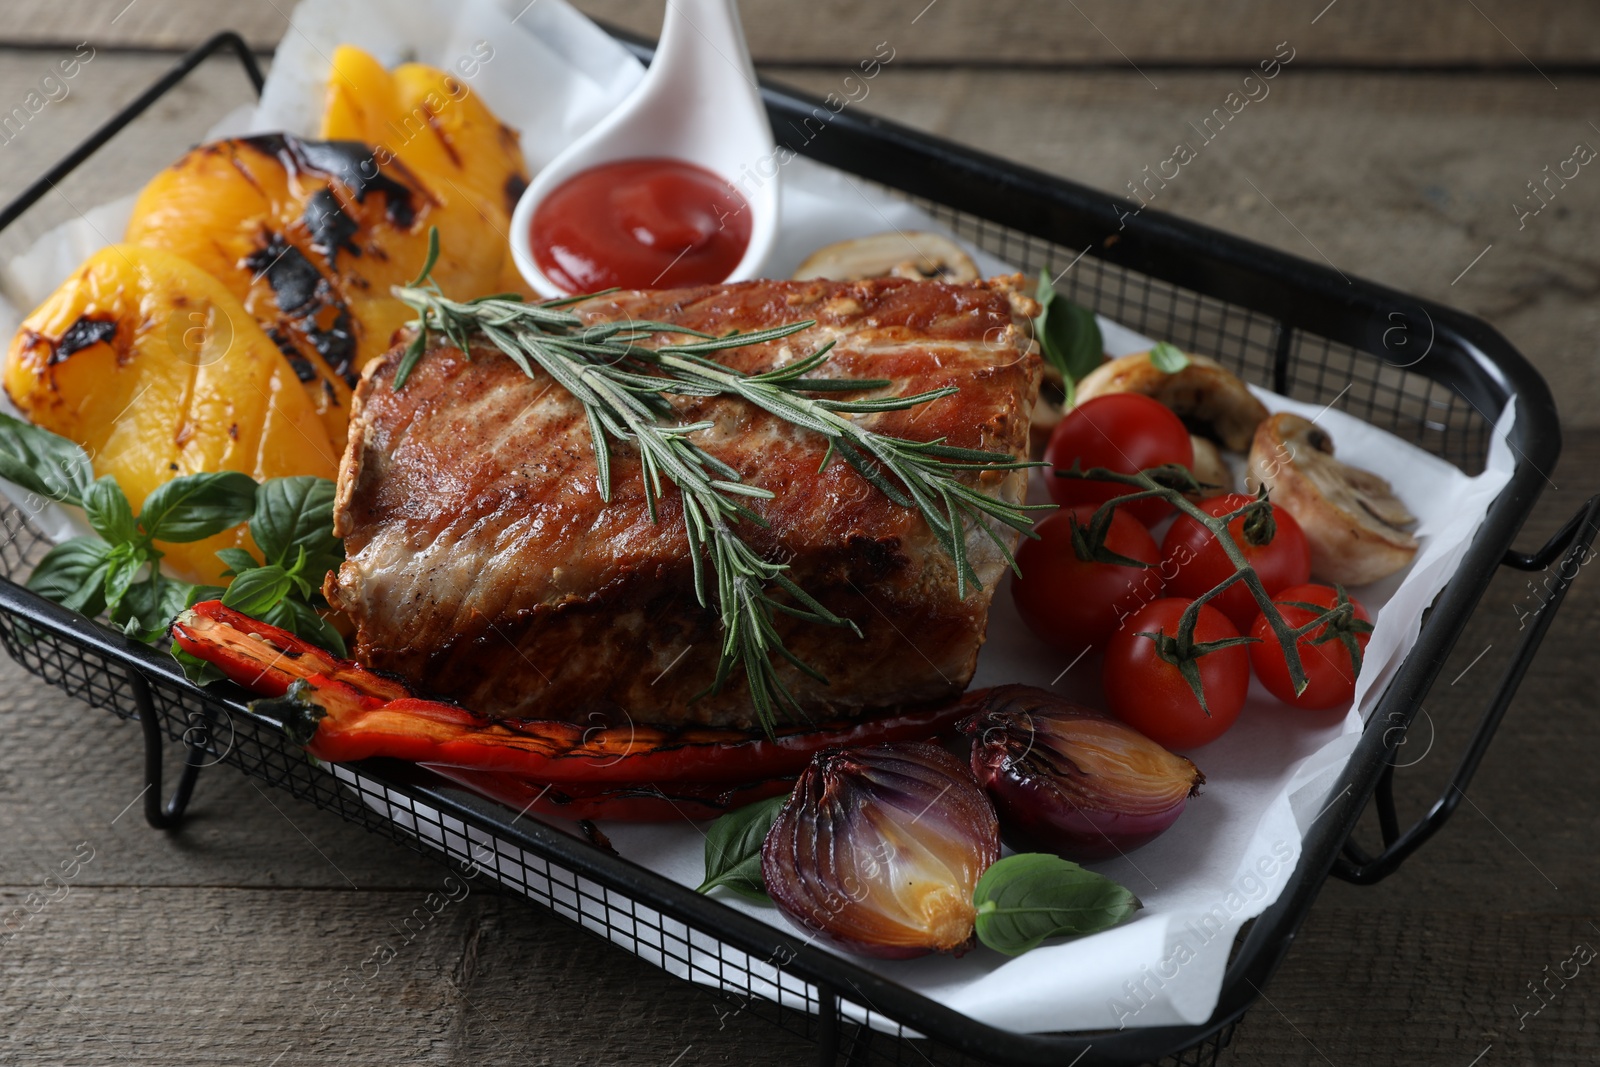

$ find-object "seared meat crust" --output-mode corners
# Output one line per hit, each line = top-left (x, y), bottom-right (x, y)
(327, 276), (1040, 728)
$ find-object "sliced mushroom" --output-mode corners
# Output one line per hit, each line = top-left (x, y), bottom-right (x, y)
(1188, 434), (1232, 495)
(1247, 413), (1418, 586)
(1074, 350), (1269, 452)
(793, 231), (980, 284)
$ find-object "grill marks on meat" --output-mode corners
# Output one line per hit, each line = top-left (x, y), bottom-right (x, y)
(326, 277), (1040, 728)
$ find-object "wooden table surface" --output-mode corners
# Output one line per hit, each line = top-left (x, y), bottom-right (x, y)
(2, 3), (1599, 1064)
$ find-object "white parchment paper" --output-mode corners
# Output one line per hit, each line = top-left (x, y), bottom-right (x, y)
(0, 0), (1516, 1035)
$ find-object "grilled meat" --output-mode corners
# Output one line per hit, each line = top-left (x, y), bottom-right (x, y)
(326, 276), (1040, 728)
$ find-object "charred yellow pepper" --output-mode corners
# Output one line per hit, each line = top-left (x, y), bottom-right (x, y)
(3, 244), (339, 583)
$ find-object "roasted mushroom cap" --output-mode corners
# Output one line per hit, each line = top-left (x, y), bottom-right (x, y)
(793, 231), (980, 284)
(1247, 412), (1418, 586)
(1188, 434), (1233, 495)
(1074, 350), (1269, 452)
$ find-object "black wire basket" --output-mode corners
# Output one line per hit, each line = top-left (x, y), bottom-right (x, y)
(1, 31), (1596, 1067)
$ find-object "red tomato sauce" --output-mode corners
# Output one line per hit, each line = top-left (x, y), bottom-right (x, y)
(530, 157), (751, 291)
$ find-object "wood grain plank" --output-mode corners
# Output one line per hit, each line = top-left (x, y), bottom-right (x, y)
(3, 0), (288, 54)
(0, 49), (262, 259)
(770, 65), (1600, 433)
(572, 0), (1600, 67)
(0, 885), (820, 1065)
(1229, 909), (1600, 1065)
(12, 0), (1600, 66)
(0, 662), (472, 892)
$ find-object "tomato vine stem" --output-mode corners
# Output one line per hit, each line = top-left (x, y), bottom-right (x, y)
(1059, 462), (1357, 702)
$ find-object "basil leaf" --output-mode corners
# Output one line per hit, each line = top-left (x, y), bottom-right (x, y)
(696, 793), (788, 902)
(27, 536), (113, 615)
(220, 564), (293, 617)
(83, 477), (137, 543)
(255, 597), (298, 632)
(1034, 267), (1055, 308)
(140, 471), (258, 543)
(1149, 342), (1191, 374)
(973, 853), (1140, 957)
(1033, 271), (1103, 389)
(115, 575), (194, 642)
(151, 577), (194, 626)
(250, 476), (342, 575)
(101, 543), (144, 617)
(284, 597), (347, 657)
(0, 413), (94, 507)
(215, 547), (260, 577)
(186, 583), (226, 608)
(283, 545), (314, 597)
(1043, 301), (1104, 383)
(171, 644), (227, 686)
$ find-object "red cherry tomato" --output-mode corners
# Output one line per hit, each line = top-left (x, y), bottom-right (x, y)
(1249, 583), (1373, 710)
(1012, 506), (1163, 652)
(1102, 598), (1250, 749)
(1160, 494), (1312, 631)
(1045, 395), (1194, 526)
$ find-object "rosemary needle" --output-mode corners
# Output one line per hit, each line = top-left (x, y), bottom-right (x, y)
(394, 230), (1045, 733)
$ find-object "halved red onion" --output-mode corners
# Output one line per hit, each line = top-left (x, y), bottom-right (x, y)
(761, 742), (1000, 959)
(960, 685), (1203, 860)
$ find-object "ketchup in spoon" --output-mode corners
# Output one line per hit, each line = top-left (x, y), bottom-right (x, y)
(529, 158), (752, 291)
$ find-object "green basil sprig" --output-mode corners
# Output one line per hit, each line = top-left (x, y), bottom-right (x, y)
(217, 475), (346, 657)
(973, 853), (1140, 956)
(696, 793), (787, 902)
(1033, 270), (1105, 407)
(0, 410), (95, 506)
(3, 413), (256, 639)
(0, 414), (345, 672)
(1149, 341), (1192, 374)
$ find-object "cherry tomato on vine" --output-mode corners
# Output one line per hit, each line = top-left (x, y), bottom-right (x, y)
(1045, 394), (1194, 526)
(1160, 494), (1312, 631)
(1249, 583), (1373, 710)
(1102, 598), (1250, 749)
(1012, 506), (1163, 652)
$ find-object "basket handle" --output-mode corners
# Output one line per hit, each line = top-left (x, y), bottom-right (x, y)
(1333, 493), (1600, 883)
(0, 32), (262, 233)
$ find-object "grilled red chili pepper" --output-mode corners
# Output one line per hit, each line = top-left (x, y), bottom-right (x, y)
(423, 766), (796, 822)
(172, 601), (971, 785)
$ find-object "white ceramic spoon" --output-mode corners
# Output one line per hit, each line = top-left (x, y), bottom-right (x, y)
(508, 0), (778, 297)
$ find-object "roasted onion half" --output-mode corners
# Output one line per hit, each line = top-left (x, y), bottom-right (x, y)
(961, 686), (1203, 860)
(761, 742), (1000, 959)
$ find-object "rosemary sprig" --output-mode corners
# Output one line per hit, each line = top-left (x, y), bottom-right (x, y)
(392, 231), (1046, 733)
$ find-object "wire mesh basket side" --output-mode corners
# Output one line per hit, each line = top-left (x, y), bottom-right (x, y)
(897, 190), (1492, 475)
